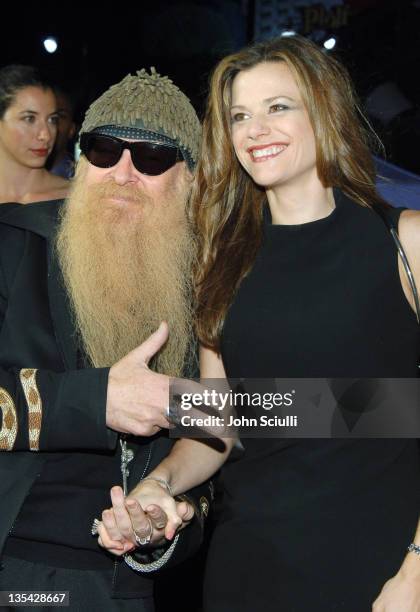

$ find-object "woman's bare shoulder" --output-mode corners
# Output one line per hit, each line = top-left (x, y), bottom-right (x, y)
(399, 209), (420, 250)
(398, 209), (420, 309)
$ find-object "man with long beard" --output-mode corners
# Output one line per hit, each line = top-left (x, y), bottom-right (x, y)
(0, 69), (211, 611)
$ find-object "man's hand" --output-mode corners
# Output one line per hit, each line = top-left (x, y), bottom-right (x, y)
(106, 322), (171, 436)
(96, 486), (194, 556)
(372, 559), (420, 611)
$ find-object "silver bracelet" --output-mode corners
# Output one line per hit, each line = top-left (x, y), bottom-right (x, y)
(407, 543), (420, 556)
(142, 476), (174, 497)
(124, 534), (180, 573)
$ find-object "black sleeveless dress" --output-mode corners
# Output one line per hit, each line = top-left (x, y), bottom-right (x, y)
(203, 191), (420, 612)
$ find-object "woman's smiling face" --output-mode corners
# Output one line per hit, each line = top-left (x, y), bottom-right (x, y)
(230, 61), (318, 192)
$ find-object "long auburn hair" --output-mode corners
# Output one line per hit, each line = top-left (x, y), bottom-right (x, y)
(192, 35), (388, 351)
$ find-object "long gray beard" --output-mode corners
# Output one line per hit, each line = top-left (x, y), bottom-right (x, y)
(55, 163), (196, 376)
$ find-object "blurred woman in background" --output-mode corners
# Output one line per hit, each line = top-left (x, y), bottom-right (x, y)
(0, 64), (69, 204)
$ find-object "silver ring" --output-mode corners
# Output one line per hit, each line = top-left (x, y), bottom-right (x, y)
(165, 403), (180, 426)
(91, 518), (100, 536)
(134, 517), (153, 546)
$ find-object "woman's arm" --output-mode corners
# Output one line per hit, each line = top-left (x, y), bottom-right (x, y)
(133, 345), (234, 498)
(97, 346), (235, 547)
(372, 211), (420, 609)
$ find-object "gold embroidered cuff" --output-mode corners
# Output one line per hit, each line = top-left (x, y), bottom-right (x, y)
(0, 387), (17, 450)
(20, 368), (42, 451)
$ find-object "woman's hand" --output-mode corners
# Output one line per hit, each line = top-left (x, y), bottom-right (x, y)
(129, 478), (195, 539)
(373, 561), (420, 611)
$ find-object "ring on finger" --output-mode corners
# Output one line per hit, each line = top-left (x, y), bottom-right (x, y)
(134, 517), (153, 546)
(154, 520), (166, 530)
(165, 403), (180, 426)
(91, 518), (100, 536)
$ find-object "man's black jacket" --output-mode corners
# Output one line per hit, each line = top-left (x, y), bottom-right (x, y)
(0, 200), (210, 598)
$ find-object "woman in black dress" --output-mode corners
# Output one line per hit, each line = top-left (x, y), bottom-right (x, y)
(99, 36), (420, 612)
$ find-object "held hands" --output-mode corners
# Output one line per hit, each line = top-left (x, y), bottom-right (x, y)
(129, 478), (194, 540)
(96, 485), (194, 556)
(105, 322), (172, 437)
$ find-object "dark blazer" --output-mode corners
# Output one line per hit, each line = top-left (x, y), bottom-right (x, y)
(0, 200), (211, 598)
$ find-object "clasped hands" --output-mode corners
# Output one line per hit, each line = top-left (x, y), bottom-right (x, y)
(95, 482), (193, 556)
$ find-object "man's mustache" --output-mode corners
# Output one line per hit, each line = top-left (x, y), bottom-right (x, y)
(87, 181), (149, 205)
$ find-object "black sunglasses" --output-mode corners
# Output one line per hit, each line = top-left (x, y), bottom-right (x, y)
(79, 133), (182, 176)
